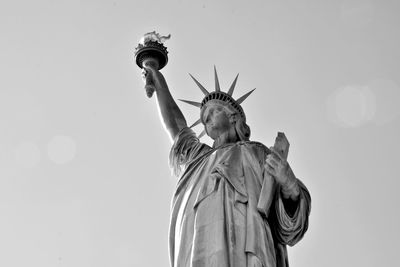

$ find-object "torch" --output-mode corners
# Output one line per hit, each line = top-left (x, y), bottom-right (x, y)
(134, 31), (170, 98)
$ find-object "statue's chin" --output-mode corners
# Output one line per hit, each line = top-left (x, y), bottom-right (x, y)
(212, 130), (238, 147)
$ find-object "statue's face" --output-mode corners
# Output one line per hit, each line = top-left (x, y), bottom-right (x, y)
(202, 104), (233, 140)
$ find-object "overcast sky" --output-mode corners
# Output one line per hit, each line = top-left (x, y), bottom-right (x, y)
(0, 0), (399, 266)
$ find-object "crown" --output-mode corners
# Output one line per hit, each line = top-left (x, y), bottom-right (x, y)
(179, 66), (255, 138)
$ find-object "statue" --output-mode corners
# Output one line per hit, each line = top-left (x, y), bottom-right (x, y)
(135, 33), (311, 267)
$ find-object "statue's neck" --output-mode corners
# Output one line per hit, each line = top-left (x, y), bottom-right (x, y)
(213, 127), (238, 148)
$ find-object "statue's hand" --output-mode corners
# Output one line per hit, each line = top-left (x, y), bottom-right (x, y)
(265, 147), (300, 199)
(141, 65), (167, 94)
(265, 147), (290, 185)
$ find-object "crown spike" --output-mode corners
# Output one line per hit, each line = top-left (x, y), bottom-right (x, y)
(189, 73), (209, 95)
(179, 99), (202, 108)
(236, 88), (256, 104)
(189, 118), (202, 128)
(198, 130), (207, 139)
(227, 73), (239, 96)
(214, 66), (221, 92)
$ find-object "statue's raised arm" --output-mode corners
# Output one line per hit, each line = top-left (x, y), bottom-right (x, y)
(135, 32), (187, 142)
(141, 66), (187, 142)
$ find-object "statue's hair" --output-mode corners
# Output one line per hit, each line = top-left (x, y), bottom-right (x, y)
(223, 108), (251, 141)
(234, 116), (251, 141)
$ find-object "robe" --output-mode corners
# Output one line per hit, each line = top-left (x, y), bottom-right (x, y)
(168, 127), (311, 267)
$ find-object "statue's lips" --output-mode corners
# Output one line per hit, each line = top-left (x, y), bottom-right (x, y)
(207, 125), (219, 136)
(206, 123), (215, 129)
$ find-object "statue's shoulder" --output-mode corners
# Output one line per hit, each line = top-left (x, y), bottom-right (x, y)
(237, 140), (271, 155)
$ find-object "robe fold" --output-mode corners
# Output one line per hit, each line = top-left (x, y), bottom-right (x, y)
(168, 127), (311, 267)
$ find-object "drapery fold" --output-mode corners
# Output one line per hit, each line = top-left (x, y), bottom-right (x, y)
(168, 127), (311, 267)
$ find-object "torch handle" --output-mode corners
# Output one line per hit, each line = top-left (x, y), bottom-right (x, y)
(143, 58), (160, 98)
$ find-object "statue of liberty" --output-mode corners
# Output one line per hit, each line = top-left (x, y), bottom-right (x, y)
(137, 35), (311, 267)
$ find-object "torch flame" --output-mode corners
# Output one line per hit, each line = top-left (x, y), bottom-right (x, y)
(139, 31), (171, 45)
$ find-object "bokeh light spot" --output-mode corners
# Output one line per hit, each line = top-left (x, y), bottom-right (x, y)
(47, 135), (77, 165)
(327, 85), (376, 128)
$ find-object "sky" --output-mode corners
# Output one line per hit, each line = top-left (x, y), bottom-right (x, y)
(0, 0), (399, 266)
